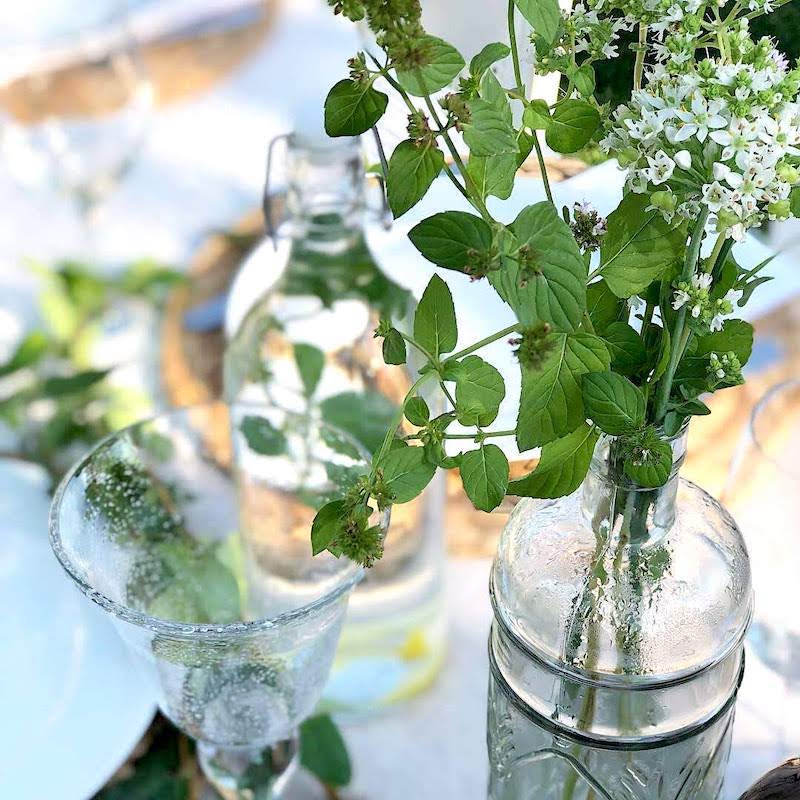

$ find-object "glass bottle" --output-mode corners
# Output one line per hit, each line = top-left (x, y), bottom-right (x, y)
(224, 132), (447, 716)
(487, 427), (752, 799)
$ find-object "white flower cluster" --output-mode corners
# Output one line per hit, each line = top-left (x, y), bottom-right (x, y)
(601, 34), (800, 240)
(534, 3), (629, 80)
(672, 272), (741, 331)
(706, 351), (743, 389)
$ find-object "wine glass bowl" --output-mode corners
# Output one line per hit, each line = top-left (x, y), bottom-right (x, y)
(49, 401), (376, 797)
(0, 1), (152, 216)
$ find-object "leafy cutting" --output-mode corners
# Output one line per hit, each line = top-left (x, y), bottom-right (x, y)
(301, 0), (794, 571)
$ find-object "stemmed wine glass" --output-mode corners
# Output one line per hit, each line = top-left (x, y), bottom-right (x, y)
(0, 0), (152, 235)
(49, 401), (383, 798)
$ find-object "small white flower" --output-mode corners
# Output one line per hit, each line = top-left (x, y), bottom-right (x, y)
(713, 162), (732, 182)
(701, 181), (731, 212)
(675, 93), (728, 143)
(693, 272), (713, 291)
(673, 289), (691, 310)
(627, 295), (646, 311)
(646, 150), (676, 184)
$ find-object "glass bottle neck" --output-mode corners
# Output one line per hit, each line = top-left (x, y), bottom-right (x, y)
(285, 134), (365, 251)
(580, 427), (689, 547)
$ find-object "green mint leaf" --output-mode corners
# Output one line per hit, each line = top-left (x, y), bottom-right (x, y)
(670, 398), (711, 417)
(513, 0), (561, 46)
(516, 128), (535, 167)
(603, 322), (647, 376)
(240, 415), (288, 456)
(624, 439), (673, 489)
(460, 444), (509, 512)
(380, 445), (437, 503)
(0, 331), (49, 378)
(791, 185), (800, 217)
(293, 342), (325, 397)
(470, 42), (511, 77)
(405, 395), (430, 426)
(600, 193), (688, 298)
(40, 368), (109, 398)
(468, 152), (518, 201)
(396, 36), (465, 96)
(650, 325), (671, 383)
(324, 79), (388, 137)
(382, 327), (407, 365)
(193, 552), (241, 623)
(311, 500), (348, 555)
(387, 140), (445, 218)
(509, 423), (599, 499)
(414, 274), (458, 357)
(545, 100), (600, 154)
(517, 332), (610, 449)
(582, 371), (646, 435)
(320, 391), (397, 454)
(321, 427), (363, 460)
(300, 714), (352, 787)
(490, 202), (587, 331)
(409, 211), (493, 272)
(572, 64), (596, 97)
(586, 280), (624, 333)
(454, 355), (506, 426)
(463, 98), (517, 156)
(693, 319), (753, 365)
(522, 99), (551, 130)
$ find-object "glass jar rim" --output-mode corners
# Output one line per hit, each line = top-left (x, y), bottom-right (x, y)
(48, 401), (366, 640)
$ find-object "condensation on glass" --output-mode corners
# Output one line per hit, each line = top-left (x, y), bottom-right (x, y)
(487, 429), (752, 799)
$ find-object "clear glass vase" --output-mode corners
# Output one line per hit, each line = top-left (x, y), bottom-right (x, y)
(487, 427), (752, 799)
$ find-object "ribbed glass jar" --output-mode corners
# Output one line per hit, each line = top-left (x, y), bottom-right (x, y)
(487, 428), (752, 799)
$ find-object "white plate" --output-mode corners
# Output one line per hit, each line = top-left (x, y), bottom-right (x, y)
(0, 459), (156, 800)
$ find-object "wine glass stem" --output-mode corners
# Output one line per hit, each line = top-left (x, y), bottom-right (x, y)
(197, 736), (298, 799)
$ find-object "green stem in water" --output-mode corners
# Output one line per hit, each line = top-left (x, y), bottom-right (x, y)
(653, 206), (710, 423)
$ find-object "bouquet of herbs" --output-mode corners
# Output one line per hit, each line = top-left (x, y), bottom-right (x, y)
(310, 0), (799, 566)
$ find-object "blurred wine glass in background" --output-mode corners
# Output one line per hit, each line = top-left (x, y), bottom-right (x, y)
(0, 0), (152, 233)
(724, 379), (800, 750)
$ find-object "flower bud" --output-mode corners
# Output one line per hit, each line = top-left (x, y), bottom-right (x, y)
(768, 199), (792, 219)
(715, 208), (740, 232)
(617, 147), (640, 168)
(650, 190), (677, 213)
(777, 164), (800, 185)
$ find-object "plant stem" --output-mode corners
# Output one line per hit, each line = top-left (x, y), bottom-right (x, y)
(399, 331), (439, 368)
(532, 134), (555, 205)
(507, 0), (524, 91)
(633, 24), (649, 92)
(420, 91), (493, 221)
(439, 380), (457, 409)
(507, 0), (555, 205)
(449, 323), (522, 360)
(653, 207), (710, 422)
(370, 371), (438, 477)
(705, 232), (726, 273)
(377, 66), (476, 206)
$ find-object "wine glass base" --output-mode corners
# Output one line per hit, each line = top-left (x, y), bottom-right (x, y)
(197, 738), (298, 800)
